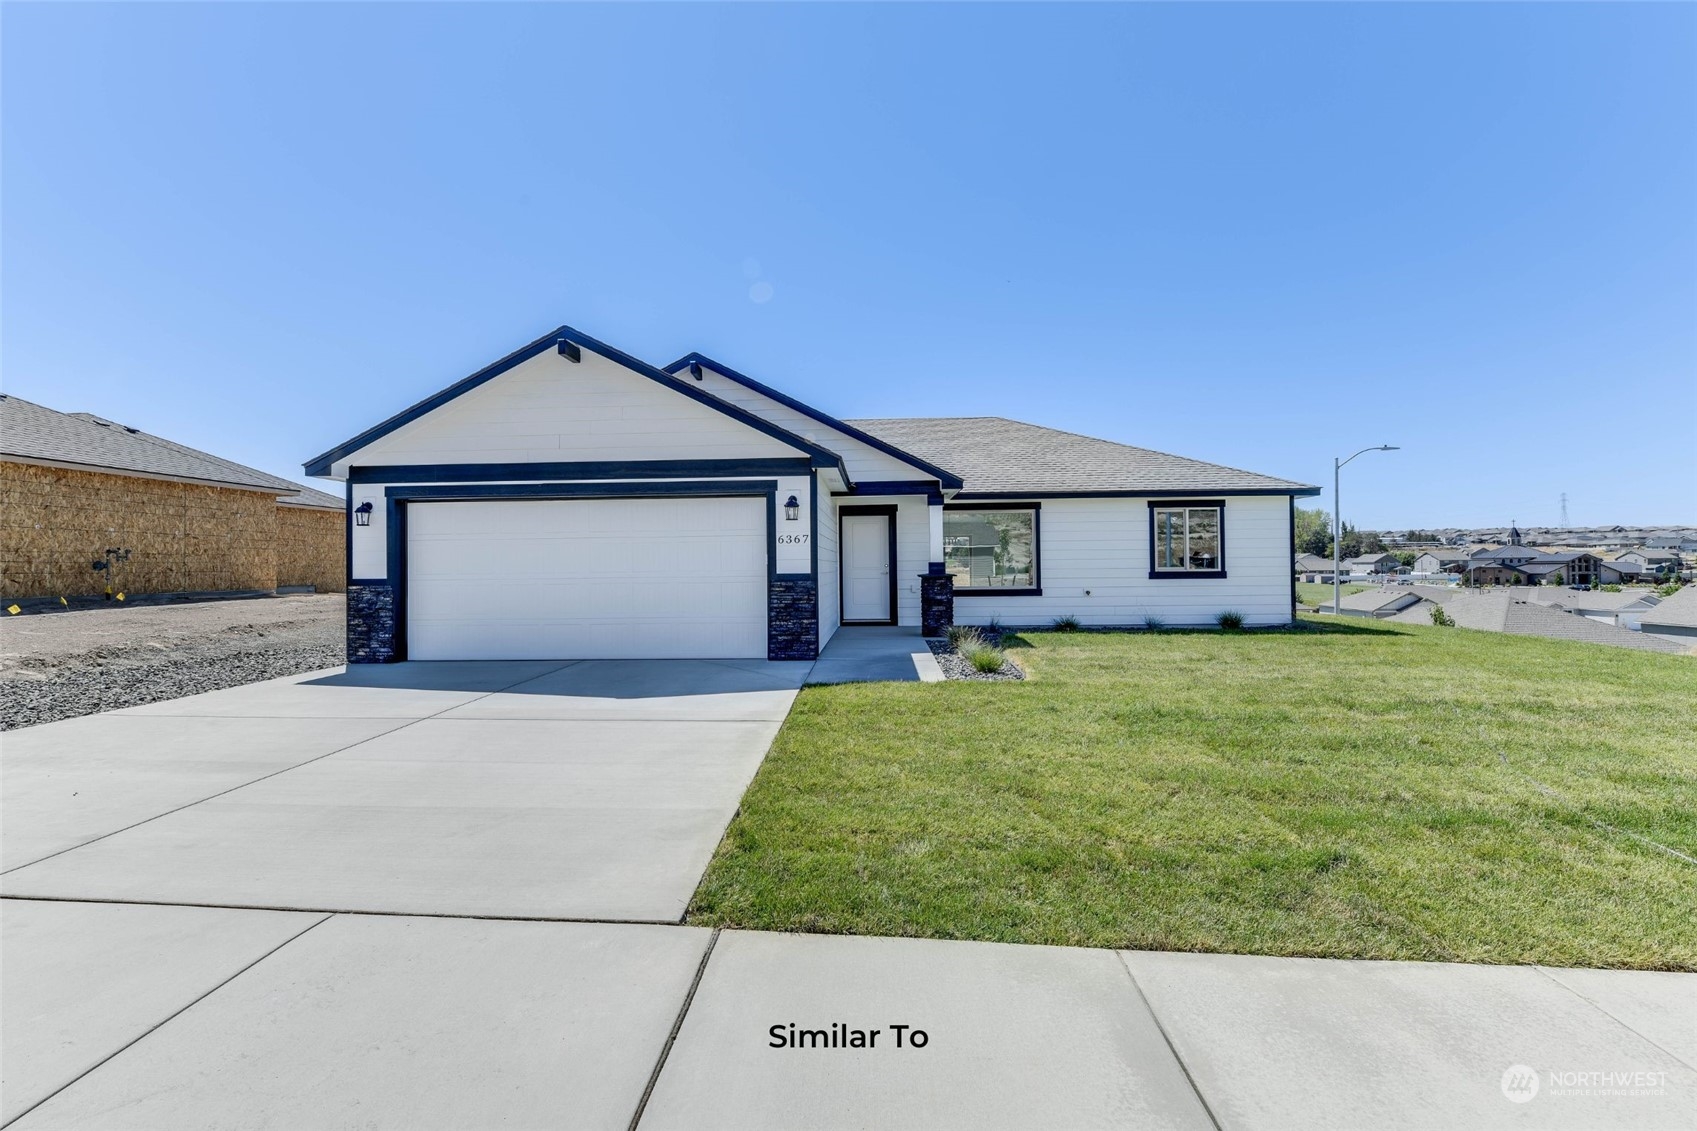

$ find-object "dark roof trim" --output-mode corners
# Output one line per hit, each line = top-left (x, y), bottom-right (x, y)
(304, 326), (851, 485)
(953, 486), (1324, 500)
(663, 353), (964, 490)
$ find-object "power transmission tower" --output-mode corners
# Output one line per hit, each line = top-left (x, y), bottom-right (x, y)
(1560, 493), (1569, 526)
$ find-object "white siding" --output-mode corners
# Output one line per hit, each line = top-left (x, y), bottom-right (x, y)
(337, 348), (805, 474)
(951, 495), (1295, 628)
(817, 492), (840, 647)
(692, 365), (935, 483)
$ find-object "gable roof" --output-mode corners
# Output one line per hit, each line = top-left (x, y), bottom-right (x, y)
(303, 326), (849, 481)
(844, 417), (1319, 498)
(1430, 591), (1686, 652)
(1639, 585), (1697, 630)
(1, 393), (303, 494)
(662, 354), (964, 490)
(1338, 587), (1421, 613)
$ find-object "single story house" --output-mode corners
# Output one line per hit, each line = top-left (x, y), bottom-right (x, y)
(1382, 590), (1686, 654)
(1, 394), (345, 599)
(1638, 585), (1697, 642)
(1412, 550), (1469, 576)
(1598, 559), (1650, 585)
(1293, 552), (1336, 582)
(1345, 552), (1402, 575)
(304, 325), (1319, 662)
(1333, 587), (1424, 618)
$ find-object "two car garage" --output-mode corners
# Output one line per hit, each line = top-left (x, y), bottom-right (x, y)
(403, 497), (769, 661)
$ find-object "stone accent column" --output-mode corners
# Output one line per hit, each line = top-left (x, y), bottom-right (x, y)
(920, 568), (954, 636)
(347, 582), (397, 663)
(768, 576), (820, 661)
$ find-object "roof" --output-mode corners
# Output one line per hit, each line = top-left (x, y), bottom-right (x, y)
(1434, 592), (1687, 652)
(1511, 587), (1658, 613)
(1, 394), (303, 494)
(1294, 553), (1332, 569)
(1338, 587), (1421, 613)
(277, 483), (344, 510)
(843, 417), (1320, 498)
(1639, 585), (1697, 630)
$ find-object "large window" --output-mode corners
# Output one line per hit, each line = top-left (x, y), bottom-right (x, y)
(944, 507), (1038, 592)
(1149, 502), (1225, 578)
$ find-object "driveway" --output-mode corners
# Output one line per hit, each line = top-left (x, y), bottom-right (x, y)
(2, 659), (808, 921)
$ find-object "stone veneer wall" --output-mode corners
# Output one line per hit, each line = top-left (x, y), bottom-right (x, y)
(768, 576), (820, 661)
(920, 571), (954, 636)
(346, 582), (397, 663)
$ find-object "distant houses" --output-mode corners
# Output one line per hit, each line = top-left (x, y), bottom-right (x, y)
(1315, 521), (1688, 586)
(1318, 583), (1688, 654)
(1639, 585), (1697, 643)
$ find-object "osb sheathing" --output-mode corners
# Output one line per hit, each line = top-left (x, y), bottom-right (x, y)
(276, 505), (346, 593)
(0, 461), (343, 599)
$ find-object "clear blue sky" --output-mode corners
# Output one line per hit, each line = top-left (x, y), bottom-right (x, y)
(5, 3), (1693, 529)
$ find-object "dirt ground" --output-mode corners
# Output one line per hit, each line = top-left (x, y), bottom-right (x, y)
(0, 594), (344, 730)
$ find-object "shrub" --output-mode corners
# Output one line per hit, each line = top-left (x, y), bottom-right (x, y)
(1051, 615), (1082, 632)
(1656, 582), (1684, 598)
(945, 624), (984, 649)
(1142, 613), (1165, 630)
(982, 617), (1004, 636)
(1598, 584), (1623, 593)
(1217, 610), (1245, 631)
(963, 643), (1007, 673)
(1429, 604), (1455, 627)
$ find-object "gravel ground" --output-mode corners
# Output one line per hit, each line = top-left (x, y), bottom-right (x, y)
(925, 634), (1026, 681)
(0, 594), (345, 730)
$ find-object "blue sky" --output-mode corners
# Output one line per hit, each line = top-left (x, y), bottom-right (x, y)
(4, 3), (1692, 528)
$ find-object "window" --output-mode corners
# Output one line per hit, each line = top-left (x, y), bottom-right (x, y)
(944, 507), (1038, 592)
(1149, 502), (1226, 578)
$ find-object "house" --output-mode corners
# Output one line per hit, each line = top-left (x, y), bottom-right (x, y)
(1598, 559), (1650, 585)
(1346, 552), (1401, 575)
(0, 394), (345, 599)
(1333, 587), (1425, 618)
(1293, 552), (1335, 582)
(1383, 591), (1686, 653)
(1511, 586), (1661, 626)
(1614, 548), (1681, 577)
(304, 325), (1319, 662)
(1638, 585), (1697, 642)
(1412, 550), (1468, 576)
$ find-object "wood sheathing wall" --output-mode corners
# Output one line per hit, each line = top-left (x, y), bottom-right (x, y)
(0, 461), (345, 598)
(275, 505), (346, 593)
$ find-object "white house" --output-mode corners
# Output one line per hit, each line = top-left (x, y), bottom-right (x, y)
(305, 326), (1319, 662)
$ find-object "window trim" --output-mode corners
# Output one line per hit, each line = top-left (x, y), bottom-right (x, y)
(943, 502), (1042, 596)
(1147, 499), (1228, 579)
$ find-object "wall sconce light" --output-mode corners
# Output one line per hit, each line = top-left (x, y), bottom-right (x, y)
(354, 501), (374, 527)
(783, 495), (800, 521)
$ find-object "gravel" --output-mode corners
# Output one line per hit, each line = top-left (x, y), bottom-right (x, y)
(0, 594), (345, 730)
(925, 633), (1026, 681)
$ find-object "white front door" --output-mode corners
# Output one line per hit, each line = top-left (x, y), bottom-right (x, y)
(842, 514), (892, 623)
(405, 497), (768, 660)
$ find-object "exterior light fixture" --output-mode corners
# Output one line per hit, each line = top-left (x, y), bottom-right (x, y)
(354, 501), (374, 527)
(784, 495), (800, 521)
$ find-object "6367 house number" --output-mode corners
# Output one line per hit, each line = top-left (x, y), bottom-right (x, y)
(769, 1022), (928, 1049)
(776, 533), (810, 545)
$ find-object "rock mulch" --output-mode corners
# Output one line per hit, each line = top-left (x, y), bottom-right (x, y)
(0, 594), (345, 730)
(924, 633), (1026, 682)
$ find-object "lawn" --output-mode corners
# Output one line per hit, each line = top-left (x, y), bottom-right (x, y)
(689, 618), (1697, 969)
(1296, 581), (1366, 606)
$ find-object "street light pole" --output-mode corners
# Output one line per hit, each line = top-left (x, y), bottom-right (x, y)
(1333, 445), (1401, 615)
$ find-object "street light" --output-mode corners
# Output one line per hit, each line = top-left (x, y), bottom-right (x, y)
(1333, 445), (1400, 615)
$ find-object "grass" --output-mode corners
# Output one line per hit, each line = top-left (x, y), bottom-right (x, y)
(1297, 581), (1367, 606)
(690, 618), (1697, 968)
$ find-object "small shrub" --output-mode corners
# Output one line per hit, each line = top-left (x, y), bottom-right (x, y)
(944, 624), (983, 648)
(1142, 613), (1165, 630)
(1656, 582), (1684, 598)
(982, 617), (1004, 636)
(964, 643), (1007, 673)
(1429, 604), (1455, 627)
(1217, 610), (1245, 631)
(1051, 615), (1082, 632)
(1598, 584), (1623, 593)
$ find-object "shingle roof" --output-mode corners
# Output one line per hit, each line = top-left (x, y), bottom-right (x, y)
(1429, 591), (1685, 652)
(843, 417), (1317, 496)
(1639, 585), (1697, 630)
(1, 394), (300, 494)
(1339, 588), (1420, 613)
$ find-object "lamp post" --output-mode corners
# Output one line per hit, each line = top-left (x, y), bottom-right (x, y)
(1333, 445), (1400, 614)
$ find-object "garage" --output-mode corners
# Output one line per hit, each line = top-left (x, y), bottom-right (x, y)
(405, 496), (768, 660)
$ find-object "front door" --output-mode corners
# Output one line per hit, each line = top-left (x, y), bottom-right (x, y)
(841, 512), (893, 624)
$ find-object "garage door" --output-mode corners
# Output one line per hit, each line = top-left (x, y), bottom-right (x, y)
(405, 497), (768, 660)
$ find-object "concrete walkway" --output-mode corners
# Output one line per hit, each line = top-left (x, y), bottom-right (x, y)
(2, 659), (1693, 1129)
(807, 625), (944, 684)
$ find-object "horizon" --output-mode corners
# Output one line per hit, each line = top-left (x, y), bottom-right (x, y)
(4, 4), (1693, 528)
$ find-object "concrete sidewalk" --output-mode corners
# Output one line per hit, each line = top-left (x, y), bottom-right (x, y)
(807, 626), (944, 684)
(5, 902), (1691, 1130)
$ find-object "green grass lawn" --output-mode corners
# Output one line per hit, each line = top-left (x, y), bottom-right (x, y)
(689, 619), (1697, 969)
(1296, 581), (1367, 606)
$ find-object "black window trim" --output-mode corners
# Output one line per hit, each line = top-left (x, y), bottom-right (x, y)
(943, 501), (1043, 597)
(1148, 499), (1227, 579)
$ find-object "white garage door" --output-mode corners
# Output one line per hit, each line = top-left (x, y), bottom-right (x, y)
(406, 497), (768, 660)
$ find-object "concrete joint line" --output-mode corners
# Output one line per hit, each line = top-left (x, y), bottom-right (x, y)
(1532, 965), (1697, 1072)
(0, 894), (681, 927)
(628, 927), (720, 1131)
(1115, 952), (1224, 1131)
(0, 661), (582, 878)
(0, 912), (335, 1129)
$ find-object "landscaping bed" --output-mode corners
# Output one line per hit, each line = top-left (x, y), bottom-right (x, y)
(690, 617), (1697, 969)
(0, 594), (345, 730)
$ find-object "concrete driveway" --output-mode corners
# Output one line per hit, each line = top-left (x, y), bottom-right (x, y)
(2, 659), (808, 921)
